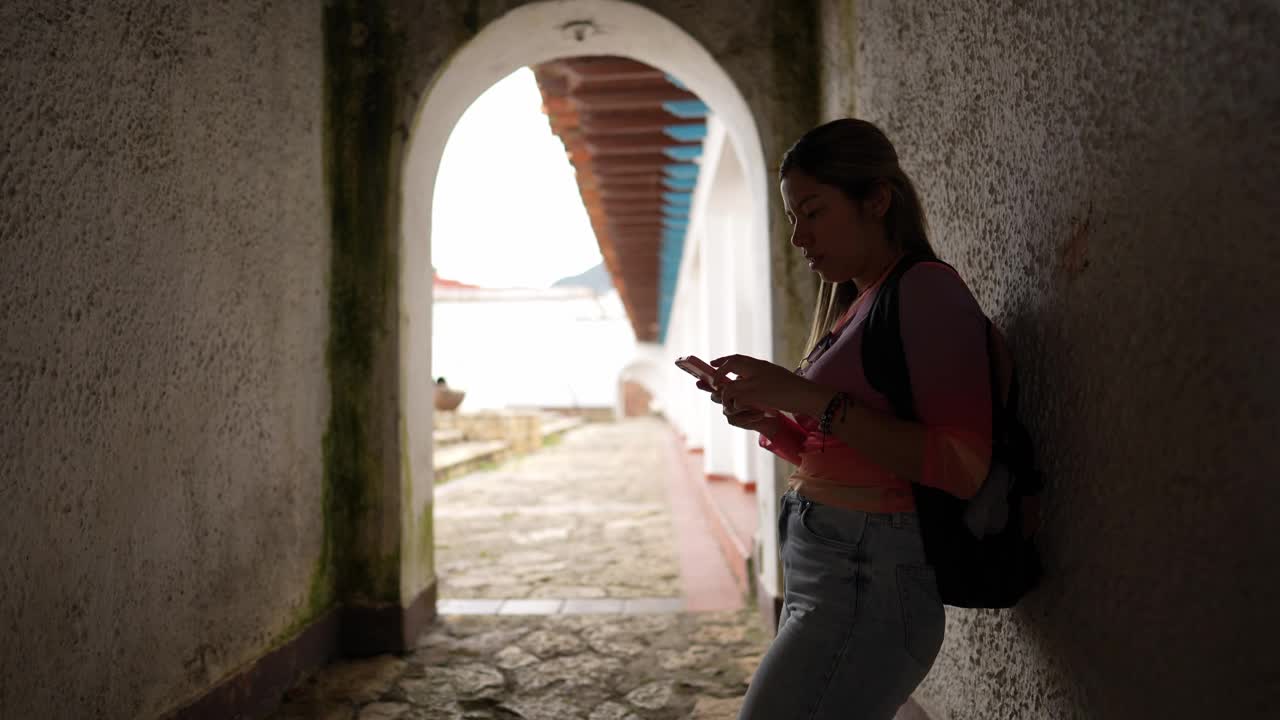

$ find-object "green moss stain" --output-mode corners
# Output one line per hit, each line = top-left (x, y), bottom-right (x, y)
(321, 0), (401, 607)
(816, 0), (858, 119)
(766, 3), (823, 365)
(462, 0), (480, 35)
(417, 503), (435, 580)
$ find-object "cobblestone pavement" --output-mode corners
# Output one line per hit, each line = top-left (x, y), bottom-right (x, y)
(271, 418), (770, 719)
(433, 417), (684, 601)
(272, 611), (767, 720)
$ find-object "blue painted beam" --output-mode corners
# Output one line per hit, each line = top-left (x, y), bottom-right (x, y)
(663, 163), (699, 180)
(662, 100), (709, 118)
(662, 145), (702, 161)
(662, 124), (707, 142)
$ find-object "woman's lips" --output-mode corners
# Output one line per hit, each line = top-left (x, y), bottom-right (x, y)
(807, 255), (822, 270)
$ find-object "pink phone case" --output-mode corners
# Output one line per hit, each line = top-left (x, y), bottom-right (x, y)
(675, 355), (790, 420)
(674, 355), (719, 385)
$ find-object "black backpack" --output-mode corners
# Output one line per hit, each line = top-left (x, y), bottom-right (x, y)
(862, 255), (1043, 608)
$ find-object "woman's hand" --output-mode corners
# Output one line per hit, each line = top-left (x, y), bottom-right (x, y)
(695, 378), (785, 437)
(708, 354), (831, 418)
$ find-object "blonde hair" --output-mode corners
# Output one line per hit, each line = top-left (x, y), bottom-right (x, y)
(781, 119), (937, 367)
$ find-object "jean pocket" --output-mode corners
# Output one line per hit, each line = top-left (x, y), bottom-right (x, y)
(896, 564), (945, 668)
(797, 501), (867, 550)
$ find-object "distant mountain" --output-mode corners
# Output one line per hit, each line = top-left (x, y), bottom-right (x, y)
(551, 263), (614, 294)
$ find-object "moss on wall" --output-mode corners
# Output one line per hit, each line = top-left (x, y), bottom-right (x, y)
(766, 1), (823, 366)
(817, 0), (858, 120)
(321, 0), (401, 608)
(417, 503), (435, 580)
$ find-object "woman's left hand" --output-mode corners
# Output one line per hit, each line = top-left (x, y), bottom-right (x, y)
(710, 354), (829, 417)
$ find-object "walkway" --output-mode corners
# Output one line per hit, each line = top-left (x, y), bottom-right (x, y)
(271, 417), (768, 719)
(434, 418), (687, 605)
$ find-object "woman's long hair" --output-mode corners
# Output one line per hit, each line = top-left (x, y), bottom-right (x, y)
(780, 118), (938, 366)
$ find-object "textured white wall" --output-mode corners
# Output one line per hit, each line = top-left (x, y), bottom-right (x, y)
(667, 117), (783, 596)
(0, 3), (328, 719)
(821, 1), (1280, 718)
(1, 0), (822, 715)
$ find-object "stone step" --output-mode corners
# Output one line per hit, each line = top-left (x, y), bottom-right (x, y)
(436, 597), (686, 616)
(540, 415), (586, 439)
(433, 439), (509, 485)
(433, 428), (466, 447)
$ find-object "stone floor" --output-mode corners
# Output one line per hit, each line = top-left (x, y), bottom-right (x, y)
(433, 418), (686, 601)
(272, 611), (767, 720)
(272, 417), (767, 719)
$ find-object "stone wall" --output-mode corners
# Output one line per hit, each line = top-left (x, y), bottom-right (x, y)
(819, 1), (1280, 718)
(0, 3), (329, 719)
(436, 411), (545, 456)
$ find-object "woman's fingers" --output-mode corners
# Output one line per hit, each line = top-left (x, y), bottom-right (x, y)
(719, 376), (756, 410)
(697, 379), (727, 405)
(709, 354), (753, 387)
(725, 412), (770, 431)
(723, 403), (766, 421)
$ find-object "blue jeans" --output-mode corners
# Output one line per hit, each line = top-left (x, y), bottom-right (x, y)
(739, 491), (945, 720)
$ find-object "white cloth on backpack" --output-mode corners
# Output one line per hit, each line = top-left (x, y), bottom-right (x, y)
(963, 461), (1011, 537)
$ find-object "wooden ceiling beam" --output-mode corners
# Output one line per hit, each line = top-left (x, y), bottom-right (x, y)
(585, 174), (665, 189)
(597, 185), (664, 198)
(578, 109), (683, 134)
(589, 156), (672, 174)
(585, 135), (700, 156)
(604, 218), (663, 230)
(600, 200), (665, 213)
(559, 56), (665, 80)
(534, 56), (698, 342)
(573, 78), (673, 96)
(568, 87), (698, 110)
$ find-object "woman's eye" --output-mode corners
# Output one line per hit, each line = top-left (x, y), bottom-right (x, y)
(805, 209), (821, 219)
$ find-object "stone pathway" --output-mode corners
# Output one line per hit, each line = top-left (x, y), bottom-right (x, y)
(272, 611), (767, 720)
(433, 418), (684, 601)
(272, 417), (769, 719)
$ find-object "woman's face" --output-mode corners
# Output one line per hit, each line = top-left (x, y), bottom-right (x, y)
(781, 169), (889, 285)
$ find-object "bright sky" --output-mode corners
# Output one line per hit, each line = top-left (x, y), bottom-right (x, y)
(432, 67), (603, 289)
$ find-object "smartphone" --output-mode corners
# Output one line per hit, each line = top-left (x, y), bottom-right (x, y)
(674, 355), (722, 386)
(675, 355), (792, 421)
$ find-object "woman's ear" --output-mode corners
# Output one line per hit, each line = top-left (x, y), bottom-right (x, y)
(865, 181), (892, 219)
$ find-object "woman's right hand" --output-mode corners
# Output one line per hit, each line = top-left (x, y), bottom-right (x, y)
(696, 380), (784, 438)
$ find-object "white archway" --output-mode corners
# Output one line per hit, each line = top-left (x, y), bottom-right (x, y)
(616, 356), (664, 416)
(399, 0), (772, 604)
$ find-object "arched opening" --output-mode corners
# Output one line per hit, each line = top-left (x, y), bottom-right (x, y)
(400, 0), (774, 618)
(618, 357), (664, 417)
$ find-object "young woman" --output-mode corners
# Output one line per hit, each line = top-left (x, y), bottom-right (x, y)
(698, 118), (993, 719)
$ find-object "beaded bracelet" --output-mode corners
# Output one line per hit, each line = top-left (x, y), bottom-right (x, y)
(817, 391), (852, 452)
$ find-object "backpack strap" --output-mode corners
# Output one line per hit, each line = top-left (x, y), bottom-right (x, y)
(861, 253), (937, 420)
(864, 257), (1019, 489)
(864, 259), (1044, 606)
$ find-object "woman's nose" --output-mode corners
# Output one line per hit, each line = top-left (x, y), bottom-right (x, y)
(790, 225), (809, 248)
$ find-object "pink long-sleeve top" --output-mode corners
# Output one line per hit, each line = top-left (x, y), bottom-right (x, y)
(760, 261), (992, 513)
